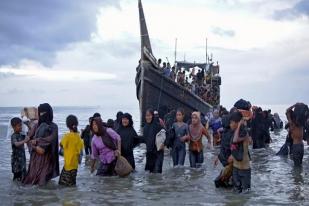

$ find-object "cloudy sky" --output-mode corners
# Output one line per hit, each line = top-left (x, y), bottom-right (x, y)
(0, 0), (308, 110)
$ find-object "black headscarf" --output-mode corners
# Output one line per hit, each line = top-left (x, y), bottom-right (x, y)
(38, 103), (53, 125)
(114, 111), (123, 131)
(122, 113), (133, 127)
(117, 113), (138, 155)
(143, 110), (162, 153)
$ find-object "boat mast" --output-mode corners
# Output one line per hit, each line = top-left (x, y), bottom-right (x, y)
(138, 0), (153, 61)
(174, 38), (178, 64)
(205, 38), (208, 65)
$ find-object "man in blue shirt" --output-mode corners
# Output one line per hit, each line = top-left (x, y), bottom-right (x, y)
(163, 62), (171, 77)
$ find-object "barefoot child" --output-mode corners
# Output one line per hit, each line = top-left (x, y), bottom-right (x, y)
(11, 117), (29, 181)
(59, 115), (84, 186)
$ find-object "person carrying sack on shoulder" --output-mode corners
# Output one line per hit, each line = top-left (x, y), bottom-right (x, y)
(182, 111), (210, 168)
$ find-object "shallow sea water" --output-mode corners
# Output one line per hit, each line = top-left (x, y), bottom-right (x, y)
(0, 106), (309, 206)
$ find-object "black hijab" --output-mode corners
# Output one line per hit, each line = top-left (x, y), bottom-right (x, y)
(143, 110), (162, 152)
(38, 103), (53, 125)
(117, 113), (138, 154)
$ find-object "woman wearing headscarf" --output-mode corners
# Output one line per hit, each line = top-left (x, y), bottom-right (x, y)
(251, 108), (268, 149)
(23, 103), (59, 185)
(90, 117), (121, 176)
(116, 113), (140, 170)
(114, 111), (124, 131)
(141, 109), (165, 173)
(183, 112), (210, 168)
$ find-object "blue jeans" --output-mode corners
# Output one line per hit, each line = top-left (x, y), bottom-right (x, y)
(171, 144), (186, 166)
(189, 150), (204, 168)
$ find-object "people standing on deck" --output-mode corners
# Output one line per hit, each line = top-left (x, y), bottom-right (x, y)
(157, 58), (162, 69)
(10, 117), (29, 181)
(229, 111), (251, 193)
(141, 109), (165, 173)
(23, 103), (59, 186)
(90, 117), (121, 176)
(170, 66), (176, 81)
(163, 62), (171, 78)
(117, 113), (140, 170)
(81, 117), (92, 156)
(170, 108), (188, 166)
(196, 69), (204, 86)
(177, 69), (185, 86)
(182, 112), (210, 168)
(59, 115), (84, 186)
(286, 103), (309, 167)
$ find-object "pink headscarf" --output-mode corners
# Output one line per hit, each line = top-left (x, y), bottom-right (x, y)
(190, 111), (203, 140)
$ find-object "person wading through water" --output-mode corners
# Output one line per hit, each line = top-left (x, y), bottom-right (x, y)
(140, 109), (165, 173)
(90, 117), (121, 176)
(182, 112), (210, 168)
(23, 103), (59, 186)
(116, 113), (140, 170)
(286, 103), (309, 167)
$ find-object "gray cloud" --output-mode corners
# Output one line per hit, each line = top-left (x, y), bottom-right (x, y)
(0, 0), (120, 66)
(0, 72), (15, 79)
(211, 27), (235, 38)
(273, 0), (309, 20)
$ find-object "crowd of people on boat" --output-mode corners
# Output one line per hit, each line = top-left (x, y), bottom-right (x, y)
(9, 101), (309, 193)
(156, 58), (220, 105)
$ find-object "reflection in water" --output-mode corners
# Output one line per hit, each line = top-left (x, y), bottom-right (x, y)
(0, 107), (309, 205)
(290, 167), (305, 202)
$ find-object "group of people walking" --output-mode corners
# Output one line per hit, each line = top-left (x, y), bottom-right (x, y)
(9, 101), (309, 193)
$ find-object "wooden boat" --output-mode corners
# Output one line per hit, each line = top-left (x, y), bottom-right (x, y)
(136, 0), (221, 125)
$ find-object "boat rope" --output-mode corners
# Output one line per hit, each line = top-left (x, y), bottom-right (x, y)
(157, 76), (164, 111)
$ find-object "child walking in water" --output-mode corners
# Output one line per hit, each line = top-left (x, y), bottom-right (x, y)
(229, 111), (251, 193)
(59, 115), (84, 186)
(171, 108), (188, 166)
(10, 117), (30, 181)
(183, 112), (210, 168)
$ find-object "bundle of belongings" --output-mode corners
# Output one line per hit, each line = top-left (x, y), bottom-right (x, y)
(234, 99), (253, 120)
